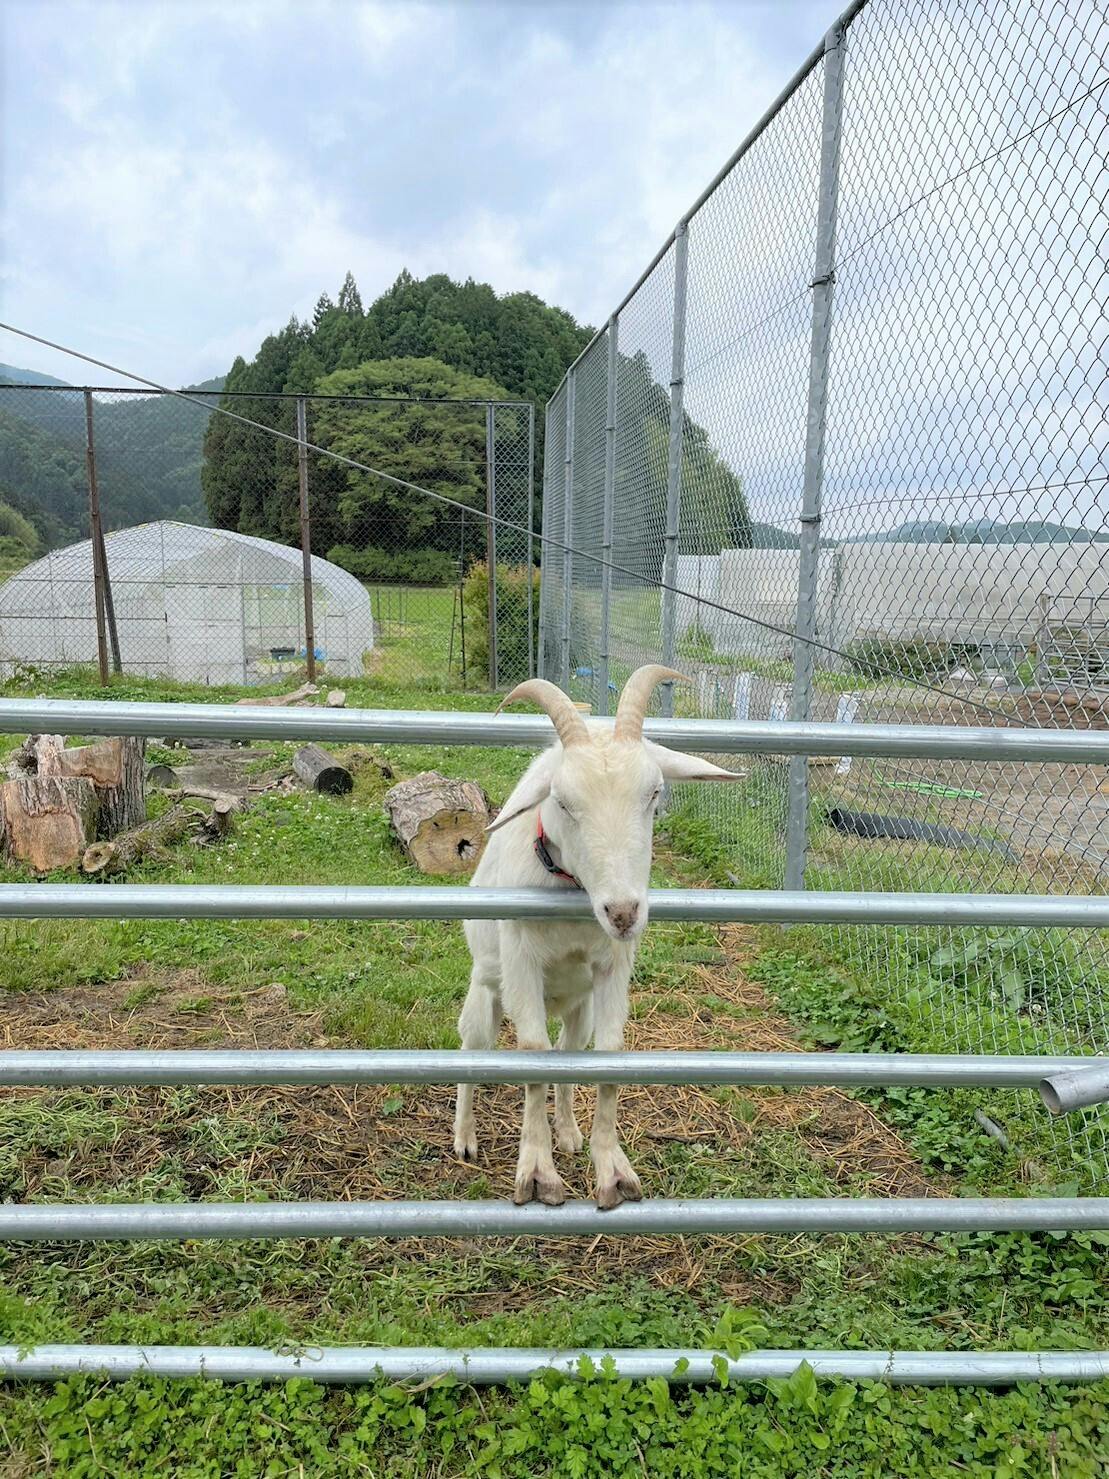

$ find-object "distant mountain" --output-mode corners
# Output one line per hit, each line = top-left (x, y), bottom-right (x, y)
(855, 517), (1109, 545)
(0, 363), (70, 388)
(751, 522), (801, 549)
(0, 367), (226, 550)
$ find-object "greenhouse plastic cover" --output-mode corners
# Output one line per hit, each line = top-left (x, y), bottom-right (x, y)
(0, 521), (375, 685)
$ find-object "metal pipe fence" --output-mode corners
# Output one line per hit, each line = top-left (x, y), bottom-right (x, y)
(0, 385), (536, 692)
(4, 1345), (1106, 1388)
(537, 0), (1109, 1205)
(0, 882), (1103, 928)
(0, 1049), (1096, 1089)
(0, 692), (1105, 1384)
(2, 696), (1106, 760)
(3, 1197), (1108, 1243)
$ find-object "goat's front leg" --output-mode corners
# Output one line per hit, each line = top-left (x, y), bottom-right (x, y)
(554, 996), (592, 1153)
(590, 954), (641, 1210)
(502, 940), (565, 1206)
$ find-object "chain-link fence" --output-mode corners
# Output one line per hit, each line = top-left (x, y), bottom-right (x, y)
(0, 384), (535, 691)
(540, 0), (1108, 1181)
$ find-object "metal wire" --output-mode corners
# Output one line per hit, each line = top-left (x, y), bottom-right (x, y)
(537, 0), (1109, 1185)
(0, 325), (1070, 722)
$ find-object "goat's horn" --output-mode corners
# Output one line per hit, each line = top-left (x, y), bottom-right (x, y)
(498, 679), (589, 748)
(613, 665), (690, 742)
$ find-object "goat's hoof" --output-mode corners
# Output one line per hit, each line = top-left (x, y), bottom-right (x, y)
(595, 1175), (643, 1211)
(593, 1149), (643, 1210)
(513, 1164), (566, 1206)
(453, 1128), (479, 1162)
(555, 1120), (585, 1154)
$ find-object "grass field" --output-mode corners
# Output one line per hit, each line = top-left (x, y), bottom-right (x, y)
(0, 666), (1106, 1475)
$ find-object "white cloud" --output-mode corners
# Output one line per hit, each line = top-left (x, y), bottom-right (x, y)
(0, 0), (849, 385)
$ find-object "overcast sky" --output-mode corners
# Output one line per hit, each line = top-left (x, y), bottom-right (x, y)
(1, 0), (847, 389)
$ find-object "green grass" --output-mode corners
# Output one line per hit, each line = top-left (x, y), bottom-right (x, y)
(0, 665), (1106, 1475)
(366, 581), (467, 689)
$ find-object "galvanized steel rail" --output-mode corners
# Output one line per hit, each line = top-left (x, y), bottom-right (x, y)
(0, 1048), (1097, 1088)
(3, 1197), (1107, 1241)
(1, 883), (1104, 928)
(2, 1344), (1107, 1387)
(1, 696), (1106, 763)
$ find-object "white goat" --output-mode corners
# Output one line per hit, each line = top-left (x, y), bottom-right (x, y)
(454, 665), (741, 1210)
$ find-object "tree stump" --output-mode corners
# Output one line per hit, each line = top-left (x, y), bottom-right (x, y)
(0, 772), (99, 872)
(95, 736), (146, 838)
(384, 771), (490, 874)
(292, 745), (354, 795)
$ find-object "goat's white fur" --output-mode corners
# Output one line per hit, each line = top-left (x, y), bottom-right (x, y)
(454, 669), (741, 1209)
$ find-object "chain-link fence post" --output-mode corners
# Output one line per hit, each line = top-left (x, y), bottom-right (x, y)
(82, 391), (119, 683)
(536, 402), (551, 681)
(526, 403), (536, 679)
(484, 403), (499, 689)
(560, 368), (576, 690)
(295, 396), (317, 684)
(598, 316), (619, 716)
(784, 21), (847, 891)
(660, 220), (689, 718)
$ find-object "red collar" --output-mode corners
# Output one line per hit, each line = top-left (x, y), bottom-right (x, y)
(535, 814), (580, 887)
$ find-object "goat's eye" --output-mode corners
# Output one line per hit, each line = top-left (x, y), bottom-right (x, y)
(648, 789), (661, 808)
(556, 797), (572, 815)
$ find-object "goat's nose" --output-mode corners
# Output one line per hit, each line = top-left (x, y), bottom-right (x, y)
(603, 901), (640, 936)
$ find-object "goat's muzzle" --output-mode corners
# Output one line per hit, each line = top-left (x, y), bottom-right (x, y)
(602, 900), (642, 939)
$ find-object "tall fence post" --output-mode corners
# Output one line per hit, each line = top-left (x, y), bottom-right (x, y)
(660, 220), (689, 718)
(560, 370), (576, 691)
(599, 316), (619, 716)
(296, 397), (317, 684)
(485, 403), (499, 690)
(537, 404), (551, 679)
(526, 402), (536, 678)
(784, 21), (847, 891)
(82, 391), (118, 683)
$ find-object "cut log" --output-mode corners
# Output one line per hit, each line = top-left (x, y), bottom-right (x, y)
(95, 736), (146, 839)
(81, 804), (194, 876)
(292, 745), (353, 795)
(0, 772), (99, 872)
(146, 762), (179, 789)
(235, 683), (319, 708)
(326, 689), (346, 708)
(384, 771), (490, 874)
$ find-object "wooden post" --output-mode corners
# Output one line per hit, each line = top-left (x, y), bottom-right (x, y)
(485, 402), (498, 689)
(84, 391), (111, 685)
(296, 396), (317, 682)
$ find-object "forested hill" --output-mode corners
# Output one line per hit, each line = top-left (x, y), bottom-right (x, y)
(215, 271), (591, 410)
(0, 368), (226, 553)
(202, 271), (754, 578)
(201, 271), (601, 574)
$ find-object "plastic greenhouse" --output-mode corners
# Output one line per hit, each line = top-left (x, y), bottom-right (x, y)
(0, 521), (375, 685)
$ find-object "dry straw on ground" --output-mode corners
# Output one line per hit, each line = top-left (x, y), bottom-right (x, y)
(0, 927), (941, 1308)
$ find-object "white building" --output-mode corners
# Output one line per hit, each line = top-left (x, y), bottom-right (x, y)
(0, 520), (375, 685)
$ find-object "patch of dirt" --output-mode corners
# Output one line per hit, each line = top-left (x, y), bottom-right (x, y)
(0, 933), (942, 1310)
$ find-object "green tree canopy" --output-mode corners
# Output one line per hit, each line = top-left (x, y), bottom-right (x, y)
(201, 271), (592, 550)
(308, 358), (516, 575)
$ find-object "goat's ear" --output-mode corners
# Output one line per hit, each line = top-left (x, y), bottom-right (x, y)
(485, 772), (552, 833)
(643, 741), (746, 783)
